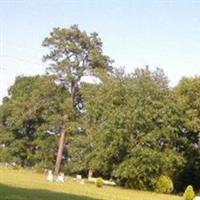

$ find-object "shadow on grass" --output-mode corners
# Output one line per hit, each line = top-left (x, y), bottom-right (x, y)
(0, 183), (100, 200)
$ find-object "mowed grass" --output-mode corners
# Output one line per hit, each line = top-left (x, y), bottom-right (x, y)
(0, 167), (182, 200)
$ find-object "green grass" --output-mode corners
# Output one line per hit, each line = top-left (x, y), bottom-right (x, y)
(0, 167), (182, 200)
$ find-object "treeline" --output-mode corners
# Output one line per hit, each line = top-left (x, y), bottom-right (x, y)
(0, 25), (200, 193)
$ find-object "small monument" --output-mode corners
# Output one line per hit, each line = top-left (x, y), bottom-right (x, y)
(76, 174), (82, 182)
(88, 170), (96, 182)
(47, 170), (53, 182)
(56, 173), (65, 183)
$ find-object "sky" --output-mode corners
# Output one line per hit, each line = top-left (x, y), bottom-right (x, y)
(0, 0), (200, 102)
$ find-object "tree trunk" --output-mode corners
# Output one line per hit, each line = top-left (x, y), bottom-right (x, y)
(54, 128), (66, 176)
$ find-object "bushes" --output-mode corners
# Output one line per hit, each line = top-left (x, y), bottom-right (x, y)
(95, 177), (104, 188)
(183, 185), (195, 200)
(155, 175), (174, 194)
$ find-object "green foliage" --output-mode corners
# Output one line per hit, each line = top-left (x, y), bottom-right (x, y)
(0, 75), (73, 168)
(42, 24), (112, 110)
(95, 177), (104, 188)
(155, 175), (173, 194)
(42, 25), (113, 174)
(1, 66), (199, 192)
(174, 76), (200, 191)
(183, 185), (195, 200)
(80, 67), (185, 190)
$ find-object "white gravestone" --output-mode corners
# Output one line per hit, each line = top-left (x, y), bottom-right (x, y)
(56, 173), (65, 183)
(88, 170), (93, 179)
(76, 175), (85, 184)
(47, 170), (53, 182)
(80, 180), (85, 184)
(76, 174), (82, 182)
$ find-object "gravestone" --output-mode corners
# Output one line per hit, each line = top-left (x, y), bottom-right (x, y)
(76, 174), (82, 182)
(47, 170), (53, 182)
(56, 173), (65, 183)
(88, 170), (93, 179)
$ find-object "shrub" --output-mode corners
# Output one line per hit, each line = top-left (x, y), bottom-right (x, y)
(183, 185), (195, 200)
(95, 177), (104, 188)
(155, 175), (174, 194)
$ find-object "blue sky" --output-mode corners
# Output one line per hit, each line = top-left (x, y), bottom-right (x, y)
(0, 0), (200, 102)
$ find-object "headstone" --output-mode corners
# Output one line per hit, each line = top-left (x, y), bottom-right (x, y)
(5, 162), (9, 168)
(88, 170), (93, 179)
(56, 173), (64, 183)
(88, 177), (96, 182)
(104, 179), (116, 186)
(76, 174), (82, 182)
(80, 180), (85, 184)
(47, 170), (53, 182)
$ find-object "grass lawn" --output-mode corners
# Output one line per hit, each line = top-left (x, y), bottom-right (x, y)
(0, 167), (182, 200)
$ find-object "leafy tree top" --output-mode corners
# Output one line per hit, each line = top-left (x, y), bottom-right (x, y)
(42, 25), (113, 109)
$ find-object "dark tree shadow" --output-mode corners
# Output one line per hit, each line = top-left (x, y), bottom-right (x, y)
(0, 183), (101, 200)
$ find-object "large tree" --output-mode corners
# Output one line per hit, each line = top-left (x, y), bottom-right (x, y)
(72, 67), (185, 190)
(0, 75), (73, 168)
(42, 25), (112, 175)
(174, 76), (200, 190)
